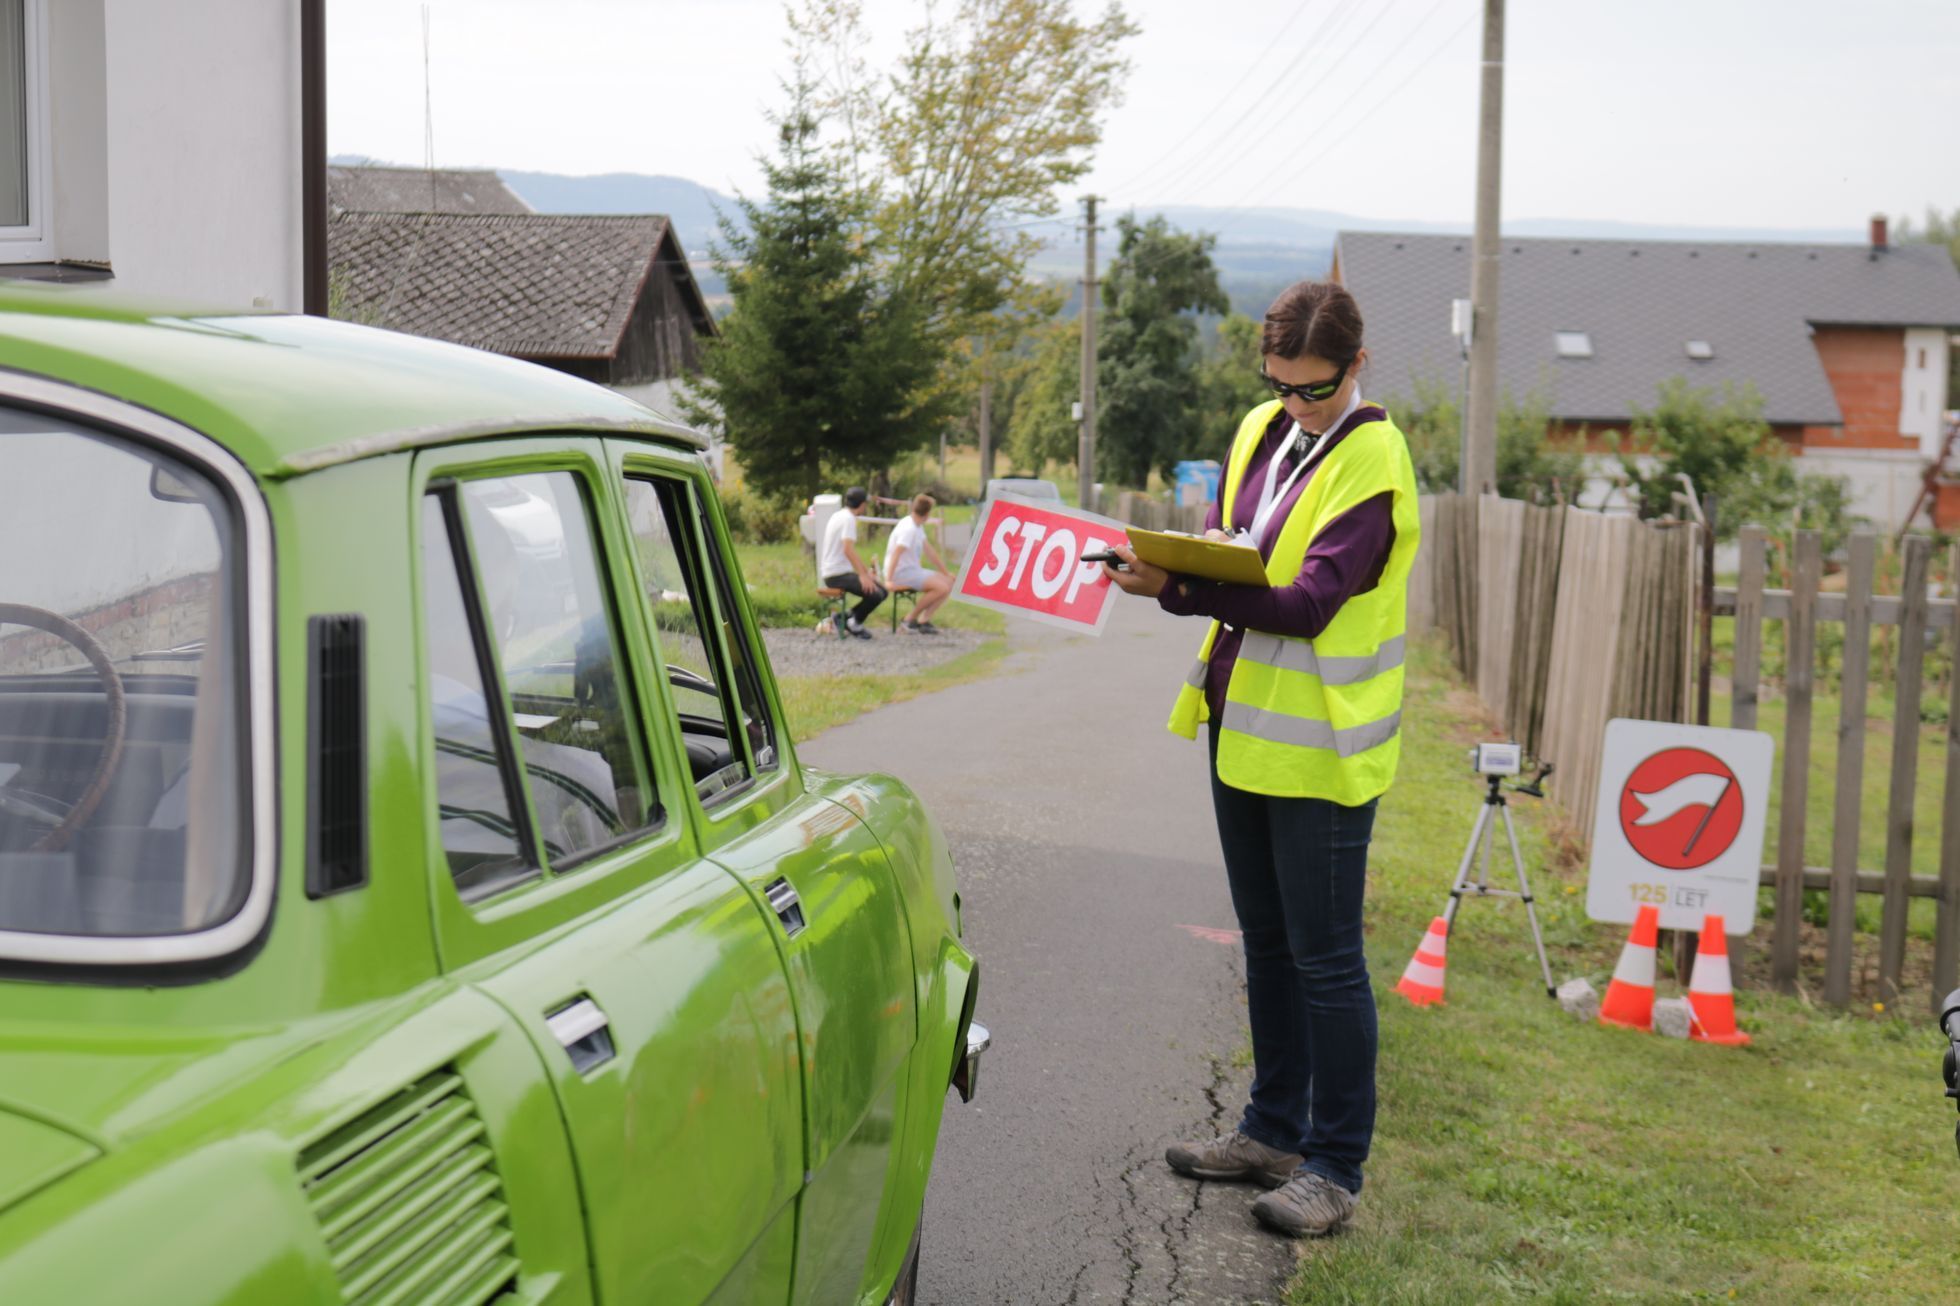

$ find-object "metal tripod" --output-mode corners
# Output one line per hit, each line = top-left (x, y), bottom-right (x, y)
(1440, 770), (1556, 998)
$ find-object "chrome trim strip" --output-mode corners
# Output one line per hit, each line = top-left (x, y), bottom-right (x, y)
(275, 412), (707, 476)
(1237, 632), (1407, 686)
(546, 998), (609, 1048)
(0, 372), (278, 966)
(1218, 702), (1403, 757)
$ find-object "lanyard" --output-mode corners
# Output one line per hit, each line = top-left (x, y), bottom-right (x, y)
(1246, 389), (1361, 544)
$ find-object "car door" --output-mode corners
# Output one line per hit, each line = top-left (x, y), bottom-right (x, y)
(409, 441), (801, 1306)
(608, 446), (919, 1306)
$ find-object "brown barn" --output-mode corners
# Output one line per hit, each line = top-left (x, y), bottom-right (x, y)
(328, 211), (716, 387)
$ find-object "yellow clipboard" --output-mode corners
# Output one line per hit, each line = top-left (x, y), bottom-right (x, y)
(1125, 527), (1271, 587)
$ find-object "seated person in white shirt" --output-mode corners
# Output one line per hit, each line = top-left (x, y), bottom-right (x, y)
(883, 493), (953, 633)
(819, 485), (885, 639)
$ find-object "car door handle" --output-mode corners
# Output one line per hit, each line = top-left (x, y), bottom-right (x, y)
(546, 996), (615, 1074)
(764, 877), (806, 938)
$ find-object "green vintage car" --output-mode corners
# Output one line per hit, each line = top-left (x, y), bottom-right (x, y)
(0, 287), (986, 1306)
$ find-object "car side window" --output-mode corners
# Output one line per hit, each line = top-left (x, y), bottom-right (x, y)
(420, 472), (657, 899)
(419, 494), (536, 900)
(690, 493), (779, 774)
(622, 476), (759, 801)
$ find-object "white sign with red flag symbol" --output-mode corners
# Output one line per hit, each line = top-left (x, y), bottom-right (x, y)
(1586, 718), (1774, 934)
(950, 493), (1130, 635)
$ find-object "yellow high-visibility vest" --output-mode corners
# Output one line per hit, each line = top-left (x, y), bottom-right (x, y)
(1167, 399), (1421, 805)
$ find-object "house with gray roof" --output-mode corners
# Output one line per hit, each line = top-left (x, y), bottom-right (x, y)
(1333, 222), (1960, 528)
(326, 164), (533, 217)
(328, 211), (715, 390)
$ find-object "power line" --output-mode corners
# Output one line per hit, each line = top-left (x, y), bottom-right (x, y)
(1111, 0), (1367, 209)
(1103, 0), (1326, 200)
(1105, 3), (1478, 284)
(1158, 0), (1422, 204)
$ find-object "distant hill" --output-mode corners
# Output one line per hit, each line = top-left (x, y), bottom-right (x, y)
(496, 170), (741, 261)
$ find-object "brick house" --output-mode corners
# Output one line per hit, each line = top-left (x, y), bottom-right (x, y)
(1333, 222), (1960, 529)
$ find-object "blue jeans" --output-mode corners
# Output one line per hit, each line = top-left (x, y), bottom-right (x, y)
(1209, 726), (1378, 1194)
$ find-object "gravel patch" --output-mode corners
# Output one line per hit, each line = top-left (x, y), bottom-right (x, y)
(763, 623), (989, 678)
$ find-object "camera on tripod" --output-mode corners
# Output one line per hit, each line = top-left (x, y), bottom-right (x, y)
(1468, 741), (1522, 776)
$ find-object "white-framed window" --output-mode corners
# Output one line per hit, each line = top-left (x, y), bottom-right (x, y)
(0, 0), (52, 261)
(1554, 331), (1594, 359)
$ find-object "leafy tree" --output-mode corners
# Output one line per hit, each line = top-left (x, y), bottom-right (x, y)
(1611, 378), (1774, 522)
(1720, 451), (1863, 557)
(1195, 312), (1268, 448)
(680, 90), (943, 503)
(1001, 316), (1081, 474)
(1386, 375), (1585, 505)
(1095, 214), (1230, 486)
(791, 0), (1138, 350)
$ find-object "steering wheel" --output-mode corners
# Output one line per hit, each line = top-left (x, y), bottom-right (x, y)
(0, 603), (128, 852)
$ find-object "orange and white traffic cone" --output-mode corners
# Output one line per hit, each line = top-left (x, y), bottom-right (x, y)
(1394, 917), (1449, 1006)
(1598, 904), (1659, 1031)
(1687, 914), (1751, 1047)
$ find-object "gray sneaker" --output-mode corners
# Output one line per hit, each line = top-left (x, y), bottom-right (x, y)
(1250, 1170), (1357, 1238)
(1164, 1129), (1303, 1188)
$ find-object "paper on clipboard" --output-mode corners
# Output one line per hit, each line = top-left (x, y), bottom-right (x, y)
(1125, 528), (1271, 587)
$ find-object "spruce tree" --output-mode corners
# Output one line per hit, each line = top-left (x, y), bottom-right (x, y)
(682, 88), (939, 504)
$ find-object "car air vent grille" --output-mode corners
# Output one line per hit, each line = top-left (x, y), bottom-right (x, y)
(296, 1069), (519, 1306)
(306, 613), (368, 899)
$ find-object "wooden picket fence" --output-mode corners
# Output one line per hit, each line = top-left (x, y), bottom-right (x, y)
(1716, 526), (1960, 1009)
(1109, 491), (1206, 535)
(1111, 488), (1960, 1007)
(1411, 494), (1700, 839)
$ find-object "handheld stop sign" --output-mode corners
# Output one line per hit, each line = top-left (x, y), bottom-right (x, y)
(951, 493), (1129, 634)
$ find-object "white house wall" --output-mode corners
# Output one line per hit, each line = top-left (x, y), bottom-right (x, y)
(98, 0), (301, 310)
(1795, 447), (1924, 532)
(47, 0), (106, 263)
(1903, 326), (1948, 456)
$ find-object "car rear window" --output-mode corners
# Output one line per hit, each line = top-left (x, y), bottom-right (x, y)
(0, 410), (249, 940)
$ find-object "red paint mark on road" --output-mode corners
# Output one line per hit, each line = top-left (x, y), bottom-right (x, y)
(1176, 924), (1242, 946)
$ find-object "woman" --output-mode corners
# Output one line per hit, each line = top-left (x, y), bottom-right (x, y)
(1104, 280), (1420, 1239)
(883, 493), (954, 633)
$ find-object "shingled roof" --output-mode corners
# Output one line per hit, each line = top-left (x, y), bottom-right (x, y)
(1334, 232), (1960, 427)
(327, 165), (533, 216)
(328, 211), (713, 361)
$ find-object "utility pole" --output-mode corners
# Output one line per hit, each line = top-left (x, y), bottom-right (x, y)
(977, 375), (995, 485)
(1463, 0), (1504, 497)
(1078, 194), (1100, 512)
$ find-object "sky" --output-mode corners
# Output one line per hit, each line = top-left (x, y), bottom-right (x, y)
(328, 0), (1960, 235)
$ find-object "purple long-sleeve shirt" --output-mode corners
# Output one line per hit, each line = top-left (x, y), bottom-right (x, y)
(1158, 404), (1396, 720)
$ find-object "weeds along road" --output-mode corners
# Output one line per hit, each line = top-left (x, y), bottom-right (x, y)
(803, 595), (1296, 1305)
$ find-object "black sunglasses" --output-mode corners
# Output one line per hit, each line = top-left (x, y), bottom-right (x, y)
(1260, 359), (1350, 403)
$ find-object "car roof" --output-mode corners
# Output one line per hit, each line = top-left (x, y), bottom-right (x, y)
(0, 283), (705, 480)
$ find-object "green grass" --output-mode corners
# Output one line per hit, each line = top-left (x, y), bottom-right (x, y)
(1287, 639), (1956, 1303)
(730, 536), (1009, 742)
(733, 539), (1005, 636)
(773, 639), (1009, 743)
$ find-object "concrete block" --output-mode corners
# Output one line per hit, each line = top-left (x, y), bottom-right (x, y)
(1556, 977), (1599, 1022)
(1654, 997), (1694, 1039)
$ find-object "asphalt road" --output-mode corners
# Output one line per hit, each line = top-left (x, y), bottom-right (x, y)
(803, 593), (1298, 1305)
